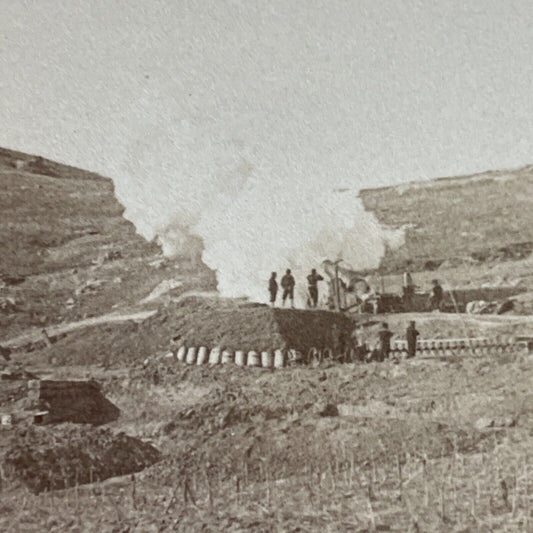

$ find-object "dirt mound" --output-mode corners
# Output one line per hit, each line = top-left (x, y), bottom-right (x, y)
(160, 297), (285, 351)
(161, 399), (289, 438)
(31, 379), (121, 425)
(30, 297), (356, 366)
(274, 308), (354, 353)
(161, 300), (355, 353)
(2, 425), (161, 493)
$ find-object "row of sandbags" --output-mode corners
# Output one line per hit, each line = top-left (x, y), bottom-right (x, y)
(168, 346), (291, 368)
(156, 336), (526, 370)
(392, 336), (523, 355)
(164, 346), (366, 367)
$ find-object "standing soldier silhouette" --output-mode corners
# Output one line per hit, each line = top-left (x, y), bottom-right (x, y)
(377, 322), (394, 361)
(406, 321), (420, 358)
(281, 269), (296, 308)
(429, 280), (444, 311)
(402, 270), (415, 308)
(268, 272), (278, 306)
(306, 268), (324, 308)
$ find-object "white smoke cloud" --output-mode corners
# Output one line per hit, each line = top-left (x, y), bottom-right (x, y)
(197, 179), (404, 304)
(112, 118), (404, 305)
(4, 0), (533, 309)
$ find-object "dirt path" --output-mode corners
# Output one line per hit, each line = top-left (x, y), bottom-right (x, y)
(1, 289), (222, 350)
(170, 289), (220, 302)
(385, 311), (533, 325)
(2, 309), (157, 349)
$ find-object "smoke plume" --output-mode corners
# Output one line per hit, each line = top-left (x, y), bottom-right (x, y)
(112, 120), (404, 305)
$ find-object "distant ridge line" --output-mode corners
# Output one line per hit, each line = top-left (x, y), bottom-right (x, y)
(359, 163), (533, 195)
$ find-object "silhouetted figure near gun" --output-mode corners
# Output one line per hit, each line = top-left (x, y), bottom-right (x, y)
(306, 268), (324, 308)
(402, 270), (415, 308)
(377, 322), (394, 361)
(429, 279), (443, 311)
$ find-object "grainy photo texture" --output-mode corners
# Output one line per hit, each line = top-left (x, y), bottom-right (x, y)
(1, 1), (533, 531)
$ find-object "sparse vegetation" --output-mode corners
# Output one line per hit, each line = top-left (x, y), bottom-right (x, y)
(2, 352), (533, 531)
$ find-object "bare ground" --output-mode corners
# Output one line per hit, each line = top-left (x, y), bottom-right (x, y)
(2, 338), (533, 532)
(3, 148), (533, 531)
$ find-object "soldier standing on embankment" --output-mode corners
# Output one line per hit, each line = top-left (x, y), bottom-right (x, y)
(306, 268), (324, 308)
(268, 272), (278, 306)
(281, 269), (295, 308)
(406, 321), (420, 358)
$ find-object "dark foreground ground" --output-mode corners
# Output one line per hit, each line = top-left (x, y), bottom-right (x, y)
(2, 338), (533, 532)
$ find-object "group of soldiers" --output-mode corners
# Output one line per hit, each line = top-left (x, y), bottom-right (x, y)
(334, 320), (421, 363)
(268, 268), (325, 308)
(375, 320), (420, 360)
(267, 267), (445, 315)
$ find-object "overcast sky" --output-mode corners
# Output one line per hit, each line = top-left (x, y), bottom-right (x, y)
(2, 1), (533, 298)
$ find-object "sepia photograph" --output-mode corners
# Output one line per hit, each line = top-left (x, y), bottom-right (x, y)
(1, 1), (533, 531)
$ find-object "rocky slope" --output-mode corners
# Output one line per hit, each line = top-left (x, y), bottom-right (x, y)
(3, 146), (533, 340)
(360, 164), (533, 274)
(0, 147), (215, 340)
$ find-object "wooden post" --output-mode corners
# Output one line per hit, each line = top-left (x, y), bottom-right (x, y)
(335, 264), (341, 312)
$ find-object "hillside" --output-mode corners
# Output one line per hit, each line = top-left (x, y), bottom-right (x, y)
(4, 151), (533, 533)
(0, 147), (215, 340)
(3, 147), (533, 341)
(360, 164), (533, 274)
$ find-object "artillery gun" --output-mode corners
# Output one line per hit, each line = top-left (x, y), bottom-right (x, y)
(322, 260), (526, 314)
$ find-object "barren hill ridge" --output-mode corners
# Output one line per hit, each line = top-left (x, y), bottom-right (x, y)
(359, 164), (533, 273)
(0, 147), (215, 340)
(3, 145), (533, 338)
